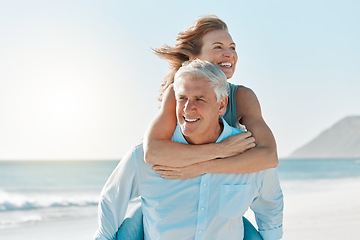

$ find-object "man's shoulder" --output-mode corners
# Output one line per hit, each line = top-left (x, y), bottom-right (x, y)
(120, 140), (144, 166)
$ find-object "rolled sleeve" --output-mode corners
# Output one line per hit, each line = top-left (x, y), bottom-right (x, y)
(251, 168), (284, 240)
(259, 224), (283, 240)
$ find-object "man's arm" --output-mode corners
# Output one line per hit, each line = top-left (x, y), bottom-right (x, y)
(94, 143), (141, 240)
(250, 168), (284, 240)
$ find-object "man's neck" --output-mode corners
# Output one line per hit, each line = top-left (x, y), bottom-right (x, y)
(184, 118), (224, 145)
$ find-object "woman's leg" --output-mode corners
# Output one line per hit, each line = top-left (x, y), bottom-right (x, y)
(116, 202), (144, 240)
(243, 216), (263, 240)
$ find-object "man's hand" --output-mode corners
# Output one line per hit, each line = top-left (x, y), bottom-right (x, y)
(153, 163), (205, 179)
(217, 131), (256, 158)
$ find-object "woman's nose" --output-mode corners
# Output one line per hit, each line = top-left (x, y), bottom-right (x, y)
(223, 49), (233, 58)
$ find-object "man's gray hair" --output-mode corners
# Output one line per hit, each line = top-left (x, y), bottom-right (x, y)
(173, 59), (229, 102)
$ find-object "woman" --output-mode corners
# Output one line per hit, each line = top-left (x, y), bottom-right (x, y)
(117, 16), (278, 240)
(144, 15), (278, 178)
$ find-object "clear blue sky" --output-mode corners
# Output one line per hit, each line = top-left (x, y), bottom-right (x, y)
(1, 0), (359, 160)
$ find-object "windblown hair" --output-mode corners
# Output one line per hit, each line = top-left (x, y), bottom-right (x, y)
(173, 59), (229, 102)
(153, 15), (228, 101)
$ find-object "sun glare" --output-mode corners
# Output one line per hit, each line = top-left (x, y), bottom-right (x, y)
(47, 86), (79, 122)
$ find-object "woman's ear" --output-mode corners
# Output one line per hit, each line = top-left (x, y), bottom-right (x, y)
(189, 56), (197, 61)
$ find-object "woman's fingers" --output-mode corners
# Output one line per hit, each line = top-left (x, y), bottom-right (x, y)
(153, 165), (178, 172)
(153, 164), (202, 179)
(154, 168), (182, 179)
(245, 136), (256, 146)
(242, 131), (252, 139)
(219, 131), (256, 156)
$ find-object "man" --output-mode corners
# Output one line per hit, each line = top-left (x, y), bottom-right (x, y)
(94, 60), (283, 240)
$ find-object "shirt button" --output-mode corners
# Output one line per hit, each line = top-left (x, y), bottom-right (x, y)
(202, 183), (207, 187)
(200, 207), (205, 211)
(198, 230), (203, 234)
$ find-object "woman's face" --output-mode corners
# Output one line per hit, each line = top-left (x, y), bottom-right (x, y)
(193, 30), (238, 79)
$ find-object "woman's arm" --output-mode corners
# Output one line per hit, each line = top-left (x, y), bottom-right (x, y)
(231, 86), (279, 171)
(153, 86), (278, 178)
(143, 85), (254, 167)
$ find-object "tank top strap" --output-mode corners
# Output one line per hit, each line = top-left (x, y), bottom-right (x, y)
(223, 82), (239, 129)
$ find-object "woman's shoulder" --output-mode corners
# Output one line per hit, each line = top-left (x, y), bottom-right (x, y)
(234, 85), (261, 119)
(235, 84), (252, 91)
(228, 82), (252, 91)
(233, 85), (257, 100)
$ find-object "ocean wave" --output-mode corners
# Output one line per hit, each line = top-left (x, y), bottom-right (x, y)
(0, 189), (98, 212)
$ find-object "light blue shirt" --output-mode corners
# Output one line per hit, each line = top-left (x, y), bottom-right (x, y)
(95, 119), (283, 240)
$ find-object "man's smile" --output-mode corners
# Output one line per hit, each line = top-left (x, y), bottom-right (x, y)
(183, 116), (200, 123)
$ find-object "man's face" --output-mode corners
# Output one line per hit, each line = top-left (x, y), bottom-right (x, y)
(175, 75), (227, 145)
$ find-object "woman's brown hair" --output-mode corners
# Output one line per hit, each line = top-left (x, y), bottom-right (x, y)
(154, 15), (228, 101)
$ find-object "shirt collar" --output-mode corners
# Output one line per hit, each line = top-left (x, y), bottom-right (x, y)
(171, 117), (232, 145)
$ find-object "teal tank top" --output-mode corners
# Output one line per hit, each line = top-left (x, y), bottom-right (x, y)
(223, 82), (240, 129)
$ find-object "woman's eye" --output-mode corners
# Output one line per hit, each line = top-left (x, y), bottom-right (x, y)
(214, 45), (222, 49)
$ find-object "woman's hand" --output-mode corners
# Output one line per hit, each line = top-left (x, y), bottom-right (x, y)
(217, 131), (256, 158)
(153, 163), (206, 179)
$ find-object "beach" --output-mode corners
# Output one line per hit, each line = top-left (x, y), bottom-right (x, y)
(282, 177), (360, 239)
(245, 176), (360, 239)
(1, 214), (98, 240)
(0, 177), (359, 240)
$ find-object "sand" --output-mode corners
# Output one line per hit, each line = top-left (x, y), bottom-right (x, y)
(282, 177), (360, 239)
(0, 216), (98, 240)
(2, 177), (360, 240)
(245, 177), (360, 239)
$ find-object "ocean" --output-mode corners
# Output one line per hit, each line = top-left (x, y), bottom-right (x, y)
(1, 158), (360, 231)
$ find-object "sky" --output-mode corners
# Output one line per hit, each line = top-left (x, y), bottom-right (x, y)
(0, 0), (359, 160)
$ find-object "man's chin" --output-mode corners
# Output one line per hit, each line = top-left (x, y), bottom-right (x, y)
(180, 128), (198, 144)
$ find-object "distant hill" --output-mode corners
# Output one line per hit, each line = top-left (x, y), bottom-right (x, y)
(290, 116), (360, 158)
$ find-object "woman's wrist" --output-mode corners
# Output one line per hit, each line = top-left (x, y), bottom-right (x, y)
(210, 141), (225, 159)
(200, 158), (218, 174)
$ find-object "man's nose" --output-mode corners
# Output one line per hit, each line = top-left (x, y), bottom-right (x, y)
(184, 100), (195, 112)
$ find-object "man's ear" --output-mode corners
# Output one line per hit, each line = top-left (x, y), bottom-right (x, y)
(218, 97), (228, 116)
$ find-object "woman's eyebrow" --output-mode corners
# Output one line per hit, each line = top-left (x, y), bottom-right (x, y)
(212, 42), (236, 46)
